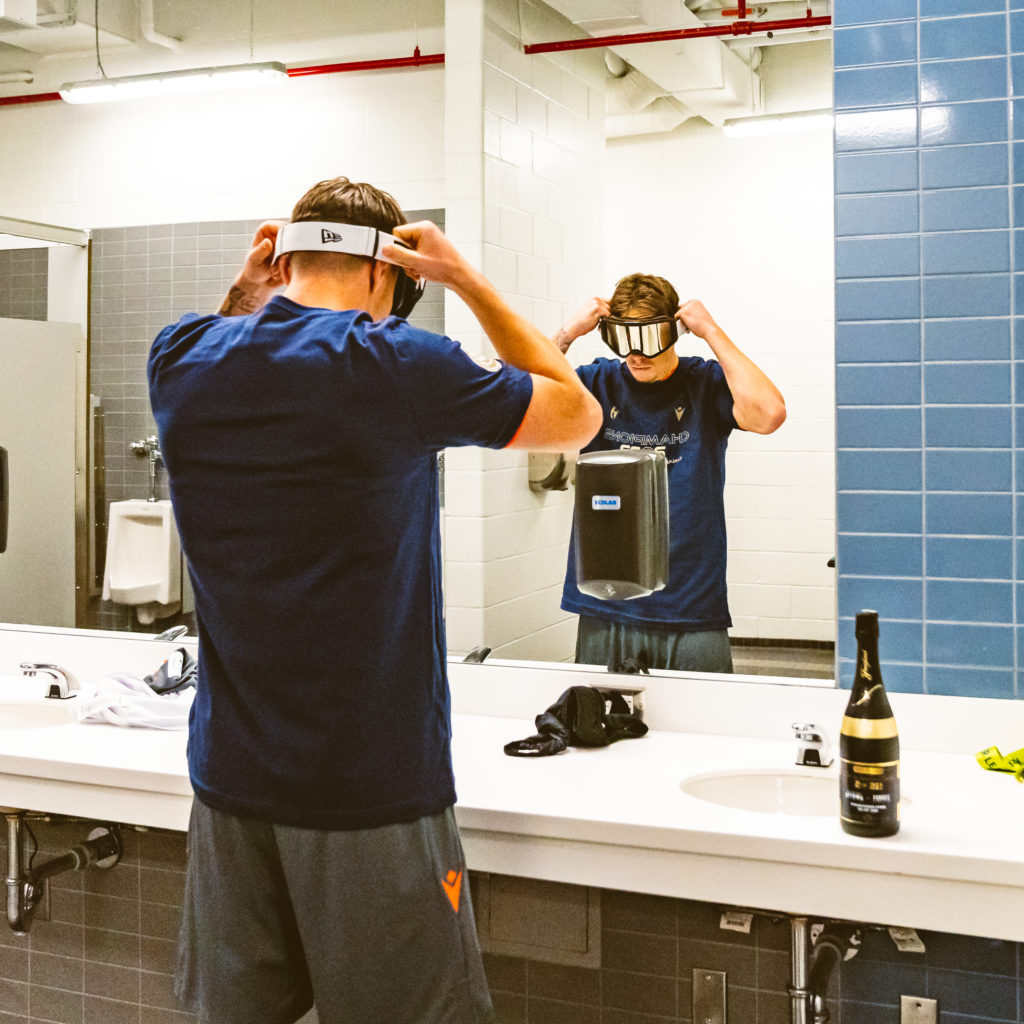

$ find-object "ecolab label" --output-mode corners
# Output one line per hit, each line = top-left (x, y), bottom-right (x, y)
(592, 495), (621, 510)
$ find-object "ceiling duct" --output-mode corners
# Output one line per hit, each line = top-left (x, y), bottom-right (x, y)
(606, 95), (691, 137)
(606, 66), (662, 115)
(538, 0), (764, 129)
(0, 0), (36, 32)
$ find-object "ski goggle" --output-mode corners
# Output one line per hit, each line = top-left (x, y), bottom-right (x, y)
(598, 315), (680, 358)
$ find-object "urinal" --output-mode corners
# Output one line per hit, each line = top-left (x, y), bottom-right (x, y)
(102, 499), (182, 624)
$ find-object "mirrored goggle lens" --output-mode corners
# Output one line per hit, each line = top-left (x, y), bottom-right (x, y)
(598, 318), (678, 357)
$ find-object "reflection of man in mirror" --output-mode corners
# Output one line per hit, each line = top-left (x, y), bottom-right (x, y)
(555, 273), (786, 674)
(148, 177), (601, 1024)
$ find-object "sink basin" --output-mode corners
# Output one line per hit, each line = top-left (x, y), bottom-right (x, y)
(681, 769), (838, 817)
(0, 701), (76, 730)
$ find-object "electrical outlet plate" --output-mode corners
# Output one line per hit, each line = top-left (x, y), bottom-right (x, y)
(692, 968), (726, 1024)
(901, 995), (937, 1024)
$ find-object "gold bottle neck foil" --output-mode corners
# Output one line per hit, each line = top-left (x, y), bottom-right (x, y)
(841, 715), (898, 739)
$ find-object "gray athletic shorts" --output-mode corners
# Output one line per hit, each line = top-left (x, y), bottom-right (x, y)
(176, 798), (493, 1024)
(575, 614), (734, 674)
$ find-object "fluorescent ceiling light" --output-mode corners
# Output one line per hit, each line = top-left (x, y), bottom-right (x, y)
(722, 112), (834, 138)
(59, 61), (287, 105)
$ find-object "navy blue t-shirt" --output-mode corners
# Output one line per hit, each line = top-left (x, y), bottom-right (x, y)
(149, 296), (533, 829)
(561, 356), (737, 630)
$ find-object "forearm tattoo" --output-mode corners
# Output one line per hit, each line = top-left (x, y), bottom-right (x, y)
(218, 285), (262, 316)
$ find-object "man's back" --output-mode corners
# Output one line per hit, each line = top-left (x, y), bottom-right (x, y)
(149, 295), (530, 829)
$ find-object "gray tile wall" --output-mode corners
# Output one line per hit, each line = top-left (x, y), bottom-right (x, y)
(2, 829), (1019, 1024)
(484, 888), (1024, 1024)
(0, 249), (48, 321)
(0, 817), (189, 1024)
(88, 211), (445, 632)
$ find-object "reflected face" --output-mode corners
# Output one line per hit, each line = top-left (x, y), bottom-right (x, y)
(625, 341), (678, 383)
(620, 305), (678, 382)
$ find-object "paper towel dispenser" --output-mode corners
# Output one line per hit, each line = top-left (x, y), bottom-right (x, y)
(573, 449), (669, 601)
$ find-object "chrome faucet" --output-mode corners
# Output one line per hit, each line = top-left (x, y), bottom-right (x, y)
(20, 663), (79, 700)
(792, 722), (833, 767)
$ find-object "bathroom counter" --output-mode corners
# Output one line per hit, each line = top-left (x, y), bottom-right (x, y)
(453, 715), (1024, 943)
(0, 664), (1021, 942)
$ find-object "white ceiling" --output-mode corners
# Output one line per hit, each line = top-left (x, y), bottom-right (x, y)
(0, 0), (831, 136)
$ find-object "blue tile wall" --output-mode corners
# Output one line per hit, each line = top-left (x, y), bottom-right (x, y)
(834, 0), (1024, 699)
(921, 142), (1010, 188)
(924, 317), (1010, 358)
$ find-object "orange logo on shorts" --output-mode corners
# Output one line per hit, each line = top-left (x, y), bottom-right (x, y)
(442, 869), (462, 913)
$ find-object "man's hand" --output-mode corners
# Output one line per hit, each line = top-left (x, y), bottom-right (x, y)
(381, 221), (469, 290)
(218, 221), (286, 316)
(676, 299), (717, 340)
(555, 297), (609, 353)
(677, 298), (786, 435)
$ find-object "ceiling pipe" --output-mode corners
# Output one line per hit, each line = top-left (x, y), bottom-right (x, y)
(285, 47), (444, 77)
(0, 91), (59, 105)
(138, 0), (180, 51)
(0, 49), (445, 107)
(523, 13), (831, 54)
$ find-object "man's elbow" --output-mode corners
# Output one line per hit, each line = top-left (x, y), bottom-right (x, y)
(739, 397), (786, 434)
(573, 391), (603, 447)
(762, 398), (786, 434)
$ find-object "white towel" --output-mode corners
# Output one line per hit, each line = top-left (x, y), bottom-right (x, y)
(72, 672), (194, 730)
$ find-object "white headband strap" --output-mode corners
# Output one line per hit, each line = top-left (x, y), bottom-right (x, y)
(273, 221), (399, 264)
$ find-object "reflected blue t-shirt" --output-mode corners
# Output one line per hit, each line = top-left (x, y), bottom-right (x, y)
(561, 356), (737, 630)
(149, 296), (533, 829)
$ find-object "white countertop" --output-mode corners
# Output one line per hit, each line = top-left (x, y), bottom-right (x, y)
(1, 657), (1022, 942)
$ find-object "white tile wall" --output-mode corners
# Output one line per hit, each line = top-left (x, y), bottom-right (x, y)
(603, 118), (836, 643)
(442, 0), (606, 661)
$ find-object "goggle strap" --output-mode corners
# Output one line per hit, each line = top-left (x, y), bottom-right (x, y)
(273, 221), (400, 264)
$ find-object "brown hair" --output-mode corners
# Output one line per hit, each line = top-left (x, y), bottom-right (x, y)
(608, 273), (679, 318)
(288, 177), (406, 274)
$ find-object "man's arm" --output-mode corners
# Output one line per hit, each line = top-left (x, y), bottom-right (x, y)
(382, 223), (602, 452)
(218, 222), (285, 316)
(553, 297), (610, 354)
(678, 299), (786, 435)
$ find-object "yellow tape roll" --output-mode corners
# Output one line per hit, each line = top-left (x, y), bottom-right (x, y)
(976, 746), (1024, 783)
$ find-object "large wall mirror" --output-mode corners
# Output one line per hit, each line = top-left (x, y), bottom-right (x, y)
(0, 0), (836, 684)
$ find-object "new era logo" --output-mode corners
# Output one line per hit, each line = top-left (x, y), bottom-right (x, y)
(320, 228), (343, 244)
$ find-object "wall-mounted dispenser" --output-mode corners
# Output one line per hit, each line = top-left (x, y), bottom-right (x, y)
(528, 452), (573, 491)
(573, 449), (668, 600)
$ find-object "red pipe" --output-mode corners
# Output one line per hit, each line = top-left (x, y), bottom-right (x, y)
(0, 50), (444, 107)
(286, 47), (444, 77)
(0, 91), (61, 107)
(523, 14), (831, 54)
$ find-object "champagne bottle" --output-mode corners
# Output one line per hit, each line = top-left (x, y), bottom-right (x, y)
(839, 610), (900, 837)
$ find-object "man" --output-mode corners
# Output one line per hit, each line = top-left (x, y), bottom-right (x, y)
(556, 273), (785, 674)
(148, 177), (601, 1024)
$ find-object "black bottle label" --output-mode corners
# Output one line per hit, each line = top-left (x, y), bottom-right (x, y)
(840, 759), (900, 833)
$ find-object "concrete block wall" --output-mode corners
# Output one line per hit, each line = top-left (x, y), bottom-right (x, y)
(443, 0), (607, 661)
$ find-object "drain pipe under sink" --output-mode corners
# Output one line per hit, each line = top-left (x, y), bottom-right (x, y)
(788, 916), (812, 1024)
(788, 915), (863, 1024)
